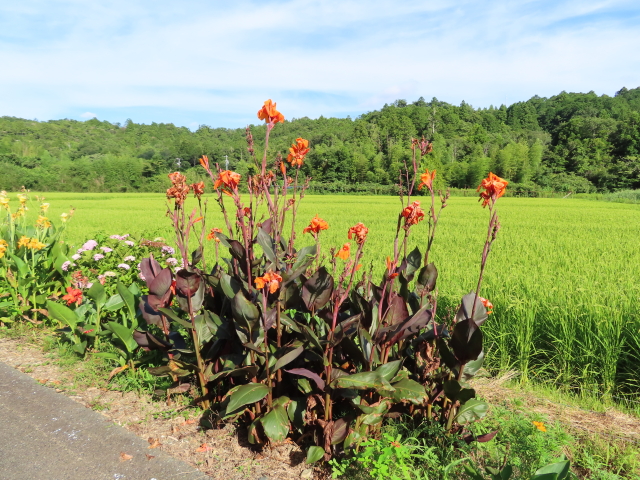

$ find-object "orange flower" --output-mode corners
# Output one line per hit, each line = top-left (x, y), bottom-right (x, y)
(242, 207), (251, 217)
(207, 228), (223, 242)
(401, 201), (425, 227)
(303, 215), (329, 237)
(477, 172), (508, 208)
(257, 99), (285, 125)
(532, 421), (546, 432)
(418, 136), (432, 156)
(386, 256), (399, 279)
(479, 296), (493, 314)
(254, 270), (283, 294)
(418, 169), (436, 191)
(167, 172), (190, 206)
(348, 223), (369, 245)
(287, 138), (310, 168)
(214, 170), (241, 196)
(62, 286), (83, 306)
(191, 181), (205, 199)
(336, 243), (350, 260)
(199, 155), (210, 170)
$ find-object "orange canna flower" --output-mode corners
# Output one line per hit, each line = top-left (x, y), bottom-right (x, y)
(242, 207), (251, 217)
(287, 138), (310, 168)
(401, 201), (425, 227)
(167, 172), (190, 206)
(254, 270), (283, 294)
(348, 223), (369, 245)
(386, 256), (399, 279)
(532, 421), (546, 432)
(336, 243), (350, 260)
(418, 169), (436, 191)
(207, 227), (223, 242)
(479, 296), (493, 314)
(214, 170), (241, 196)
(279, 160), (287, 176)
(257, 99), (285, 125)
(199, 155), (210, 170)
(62, 286), (83, 306)
(191, 181), (205, 199)
(477, 172), (508, 208)
(303, 215), (329, 237)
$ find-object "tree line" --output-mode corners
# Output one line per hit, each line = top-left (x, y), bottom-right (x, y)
(2, 86), (640, 194)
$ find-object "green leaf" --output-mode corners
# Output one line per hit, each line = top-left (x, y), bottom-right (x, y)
(306, 446), (325, 464)
(286, 398), (305, 430)
(256, 227), (277, 265)
(259, 404), (289, 442)
(389, 378), (427, 404)
(106, 321), (138, 353)
(375, 360), (402, 383)
(284, 245), (316, 285)
(454, 398), (489, 425)
(117, 282), (136, 319)
(533, 460), (571, 480)
(72, 341), (87, 355)
(273, 346), (304, 371)
(405, 247), (422, 278)
(220, 274), (242, 299)
(46, 301), (78, 329)
(10, 254), (28, 277)
(226, 383), (269, 413)
(103, 294), (124, 312)
(90, 352), (120, 362)
(231, 292), (260, 332)
(86, 282), (107, 308)
(159, 307), (193, 329)
(332, 371), (387, 390)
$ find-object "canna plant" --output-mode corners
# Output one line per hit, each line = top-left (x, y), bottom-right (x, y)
(130, 100), (508, 460)
(0, 190), (75, 324)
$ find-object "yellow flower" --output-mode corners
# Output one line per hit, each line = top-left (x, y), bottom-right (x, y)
(36, 216), (52, 229)
(18, 236), (30, 248)
(40, 203), (50, 213)
(0, 239), (7, 259)
(532, 421), (546, 432)
(60, 212), (69, 222)
(0, 197), (9, 210)
(27, 238), (45, 250)
(17, 193), (27, 204)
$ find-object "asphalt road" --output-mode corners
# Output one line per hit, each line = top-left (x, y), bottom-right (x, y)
(0, 361), (209, 480)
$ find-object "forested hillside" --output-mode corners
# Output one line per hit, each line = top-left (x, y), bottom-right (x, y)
(2, 87), (640, 194)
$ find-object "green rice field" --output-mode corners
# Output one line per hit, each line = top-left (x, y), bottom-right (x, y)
(16, 192), (640, 402)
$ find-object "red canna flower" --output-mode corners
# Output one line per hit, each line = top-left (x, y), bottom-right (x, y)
(401, 201), (425, 227)
(477, 172), (508, 208)
(254, 270), (283, 294)
(257, 100), (285, 125)
(287, 138), (310, 167)
(348, 223), (369, 245)
(214, 170), (241, 196)
(335, 243), (350, 260)
(62, 286), (83, 306)
(418, 169), (436, 192)
(303, 215), (329, 237)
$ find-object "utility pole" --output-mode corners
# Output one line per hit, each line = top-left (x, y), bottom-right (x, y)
(224, 155), (229, 170)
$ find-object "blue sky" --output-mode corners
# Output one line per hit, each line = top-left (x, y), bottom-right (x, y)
(1, 0), (639, 129)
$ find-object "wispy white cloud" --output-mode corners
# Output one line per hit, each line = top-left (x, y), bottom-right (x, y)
(80, 111), (97, 118)
(0, 0), (639, 127)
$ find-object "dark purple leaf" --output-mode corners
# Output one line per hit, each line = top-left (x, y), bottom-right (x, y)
(176, 270), (201, 297)
(140, 255), (163, 285)
(302, 267), (334, 311)
(285, 368), (325, 391)
(149, 268), (173, 297)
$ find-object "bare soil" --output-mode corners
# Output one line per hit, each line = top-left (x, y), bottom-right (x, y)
(0, 335), (318, 480)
